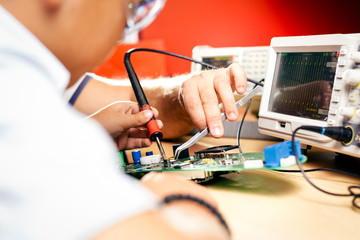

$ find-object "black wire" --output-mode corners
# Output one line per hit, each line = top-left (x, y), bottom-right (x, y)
(291, 126), (360, 208)
(236, 79), (264, 151)
(236, 99), (251, 153)
(125, 48), (264, 87)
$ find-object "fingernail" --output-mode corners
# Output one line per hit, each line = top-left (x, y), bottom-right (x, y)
(228, 111), (237, 120)
(239, 87), (245, 93)
(156, 120), (163, 129)
(144, 110), (153, 119)
(212, 127), (222, 136)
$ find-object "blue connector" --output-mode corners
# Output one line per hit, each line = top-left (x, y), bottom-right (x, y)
(264, 141), (302, 168)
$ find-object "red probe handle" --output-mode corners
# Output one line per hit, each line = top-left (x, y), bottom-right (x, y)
(140, 104), (163, 140)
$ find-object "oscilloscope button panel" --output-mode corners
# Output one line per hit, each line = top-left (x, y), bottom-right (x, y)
(333, 45), (360, 128)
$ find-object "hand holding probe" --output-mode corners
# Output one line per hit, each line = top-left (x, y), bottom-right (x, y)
(124, 48), (264, 164)
(174, 85), (262, 159)
(124, 49), (168, 163)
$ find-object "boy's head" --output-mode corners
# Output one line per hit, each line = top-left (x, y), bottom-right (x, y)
(2, 0), (128, 82)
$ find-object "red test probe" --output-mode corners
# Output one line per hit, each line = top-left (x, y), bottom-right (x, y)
(124, 49), (168, 163)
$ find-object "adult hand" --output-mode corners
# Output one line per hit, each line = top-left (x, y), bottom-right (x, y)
(89, 101), (163, 150)
(180, 63), (247, 138)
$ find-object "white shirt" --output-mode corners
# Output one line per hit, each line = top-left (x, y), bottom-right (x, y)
(0, 5), (158, 240)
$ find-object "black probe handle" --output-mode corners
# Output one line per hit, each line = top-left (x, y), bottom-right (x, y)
(124, 51), (163, 141)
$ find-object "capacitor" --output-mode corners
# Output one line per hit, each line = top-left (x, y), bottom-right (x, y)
(131, 150), (141, 164)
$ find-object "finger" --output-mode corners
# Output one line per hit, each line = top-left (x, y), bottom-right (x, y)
(198, 71), (223, 138)
(214, 70), (238, 121)
(116, 132), (152, 150)
(115, 101), (140, 115)
(156, 119), (163, 129)
(119, 109), (154, 131)
(151, 107), (159, 118)
(181, 76), (207, 130)
(128, 128), (150, 139)
(131, 117), (162, 133)
(228, 63), (247, 94)
(125, 138), (152, 150)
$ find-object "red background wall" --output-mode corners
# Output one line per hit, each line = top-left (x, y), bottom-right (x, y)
(139, 0), (360, 76)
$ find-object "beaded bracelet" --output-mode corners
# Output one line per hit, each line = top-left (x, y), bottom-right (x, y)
(163, 194), (230, 235)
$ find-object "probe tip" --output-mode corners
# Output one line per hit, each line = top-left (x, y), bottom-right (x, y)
(155, 137), (166, 160)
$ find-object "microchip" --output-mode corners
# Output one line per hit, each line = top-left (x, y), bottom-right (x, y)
(195, 145), (238, 160)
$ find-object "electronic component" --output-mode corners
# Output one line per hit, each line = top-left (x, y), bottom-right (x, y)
(264, 141), (302, 168)
(243, 160), (264, 169)
(194, 145), (238, 159)
(172, 144), (189, 159)
(258, 33), (360, 157)
(131, 150), (142, 164)
(140, 155), (161, 165)
(280, 156), (296, 168)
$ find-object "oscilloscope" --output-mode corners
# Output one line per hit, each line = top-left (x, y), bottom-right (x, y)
(258, 33), (360, 157)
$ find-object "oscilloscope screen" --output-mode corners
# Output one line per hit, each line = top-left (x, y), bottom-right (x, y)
(201, 56), (234, 70)
(268, 52), (338, 121)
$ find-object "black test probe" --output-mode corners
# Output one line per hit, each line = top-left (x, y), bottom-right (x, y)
(124, 49), (168, 163)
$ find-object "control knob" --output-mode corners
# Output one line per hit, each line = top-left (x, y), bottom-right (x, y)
(339, 107), (356, 119)
(344, 69), (360, 86)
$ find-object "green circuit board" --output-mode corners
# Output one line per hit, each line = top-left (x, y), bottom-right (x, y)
(122, 151), (307, 173)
